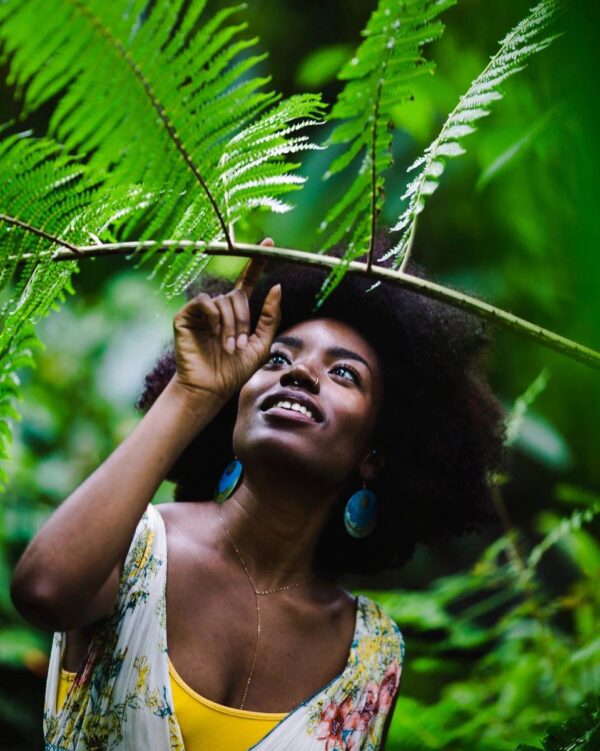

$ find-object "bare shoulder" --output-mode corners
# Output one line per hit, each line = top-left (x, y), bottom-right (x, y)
(154, 500), (215, 544)
(310, 580), (357, 633)
(155, 500), (199, 520)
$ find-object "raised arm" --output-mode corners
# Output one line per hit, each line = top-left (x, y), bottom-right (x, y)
(10, 245), (281, 632)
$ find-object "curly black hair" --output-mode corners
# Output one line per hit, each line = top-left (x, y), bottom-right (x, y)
(136, 241), (507, 577)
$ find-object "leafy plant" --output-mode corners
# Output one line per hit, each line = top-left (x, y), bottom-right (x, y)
(363, 375), (600, 750)
(516, 695), (600, 751)
(367, 505), (600, 750)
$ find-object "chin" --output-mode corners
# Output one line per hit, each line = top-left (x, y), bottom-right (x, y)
(234, 427), (325, 478)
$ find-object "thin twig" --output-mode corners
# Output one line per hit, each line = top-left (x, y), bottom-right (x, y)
(0, 215), (84, 257)
(491, 484), (528, 579)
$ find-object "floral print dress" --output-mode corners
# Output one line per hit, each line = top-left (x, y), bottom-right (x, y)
(44, 503), (405, 750)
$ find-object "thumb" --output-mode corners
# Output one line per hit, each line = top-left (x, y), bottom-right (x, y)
(253, 283), (282, 348)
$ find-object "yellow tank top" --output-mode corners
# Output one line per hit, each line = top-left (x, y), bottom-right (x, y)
(57, 657), (287, 751)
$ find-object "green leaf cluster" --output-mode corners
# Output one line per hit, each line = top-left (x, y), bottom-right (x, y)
(385, 0), (565, 269)
(317, 0), (456, 299)
(364, 489), (600, 750)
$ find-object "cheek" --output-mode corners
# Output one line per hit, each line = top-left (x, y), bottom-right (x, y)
(232, 372), (270, 433)
(328, 396), (377, 452)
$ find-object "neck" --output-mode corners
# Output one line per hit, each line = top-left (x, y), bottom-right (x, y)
(216, 462), (343, 589)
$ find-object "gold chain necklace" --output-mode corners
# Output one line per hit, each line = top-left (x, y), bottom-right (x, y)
(216, 504), (313, 710)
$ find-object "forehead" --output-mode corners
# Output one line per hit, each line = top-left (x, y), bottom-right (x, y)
(278, 317), (380, 368)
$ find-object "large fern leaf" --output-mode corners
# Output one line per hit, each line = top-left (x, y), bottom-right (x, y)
(385, 0), (564, 268)
(0, 132), (153, 486)
(0, 1), (323, 294)
(314, 0), (456, 305)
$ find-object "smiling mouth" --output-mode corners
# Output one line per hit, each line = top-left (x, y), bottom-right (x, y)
(260, 392), (324, 423)
(269, 399), (316, 422)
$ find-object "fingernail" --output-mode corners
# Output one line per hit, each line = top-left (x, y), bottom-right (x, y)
(226, 336), (235, 353)
(237, 333), (248, 349)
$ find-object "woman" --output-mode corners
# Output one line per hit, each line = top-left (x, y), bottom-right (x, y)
(11, 238), (506, 750)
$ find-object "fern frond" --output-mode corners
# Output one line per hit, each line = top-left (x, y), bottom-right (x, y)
(386, 0), (564, 269)
(0, 1), (323, 293)
(314, 0), (456, 305)
(505, 368), (550, 446)
(527, 502), (600, 572)
(0, 131), (153, 479)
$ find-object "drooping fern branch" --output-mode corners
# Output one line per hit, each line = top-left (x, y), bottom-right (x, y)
(315, 0), (456, 304)
(0, 0), (324, 293)
(385, 0), (565, 270)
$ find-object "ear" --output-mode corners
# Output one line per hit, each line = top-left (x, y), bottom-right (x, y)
(358, 448), (385, 482)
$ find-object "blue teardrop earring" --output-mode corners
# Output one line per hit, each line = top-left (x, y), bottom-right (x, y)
(215, 458), (243, 503)
(344, 480), (378, 538)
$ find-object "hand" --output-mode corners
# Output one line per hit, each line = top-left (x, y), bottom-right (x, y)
(172, 238), (281, 404)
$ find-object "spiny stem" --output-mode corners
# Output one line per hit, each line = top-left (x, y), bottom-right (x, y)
(9, 238), (599, 370)
(70, 0), (234, 250)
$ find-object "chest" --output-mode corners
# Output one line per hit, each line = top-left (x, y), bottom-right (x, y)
(164, 516), (356, 713)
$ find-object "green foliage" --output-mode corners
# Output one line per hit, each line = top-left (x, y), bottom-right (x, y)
(385, 0), (564, 266)
(0, 0), (324, 291)
(516, 694), (600, 750)
(295, 44), (354, 89)
(316, 0), (456, 302)
(360, 374), (600, 750)
(363, 485), (600, 750)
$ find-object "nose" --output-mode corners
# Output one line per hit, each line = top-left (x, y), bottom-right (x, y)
(280, 362), (320, 394)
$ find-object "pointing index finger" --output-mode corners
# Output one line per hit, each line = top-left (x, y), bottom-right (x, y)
(233, 238), (273, 298)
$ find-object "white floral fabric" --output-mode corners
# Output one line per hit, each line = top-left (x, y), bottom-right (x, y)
(44, 503), (405, 750)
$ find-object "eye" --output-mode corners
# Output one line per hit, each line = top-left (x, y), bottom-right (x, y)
(265, 349), (291, 366)
(331, 363), (361, 385)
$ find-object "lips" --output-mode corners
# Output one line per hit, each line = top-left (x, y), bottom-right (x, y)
(260, 389), (324, 423)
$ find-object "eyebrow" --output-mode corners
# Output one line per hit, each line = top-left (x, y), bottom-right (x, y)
(272, 335), (373, 373)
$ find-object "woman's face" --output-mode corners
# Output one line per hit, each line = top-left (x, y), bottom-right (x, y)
(233, 317), (384, 489)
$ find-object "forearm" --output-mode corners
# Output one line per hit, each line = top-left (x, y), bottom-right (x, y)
(10, 377), (222, 610)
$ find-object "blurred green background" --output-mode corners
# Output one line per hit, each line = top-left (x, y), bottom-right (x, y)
(1, 1), (599, 748)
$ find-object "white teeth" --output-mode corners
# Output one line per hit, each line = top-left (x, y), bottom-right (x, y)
(272, 400), (315, 420)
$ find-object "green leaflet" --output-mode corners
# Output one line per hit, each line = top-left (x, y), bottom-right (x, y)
(385, 0), (565, 268)
(315, 0), (456, 307)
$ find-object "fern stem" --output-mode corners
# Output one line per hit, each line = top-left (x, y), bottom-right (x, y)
(399, 214), (419, 273)
(367, 79), (384, 273)
(70, 0), (234, 250)
(12, 238), (599, 370)
(490, 484), (530, 583)
(0, 214), (84, 256)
